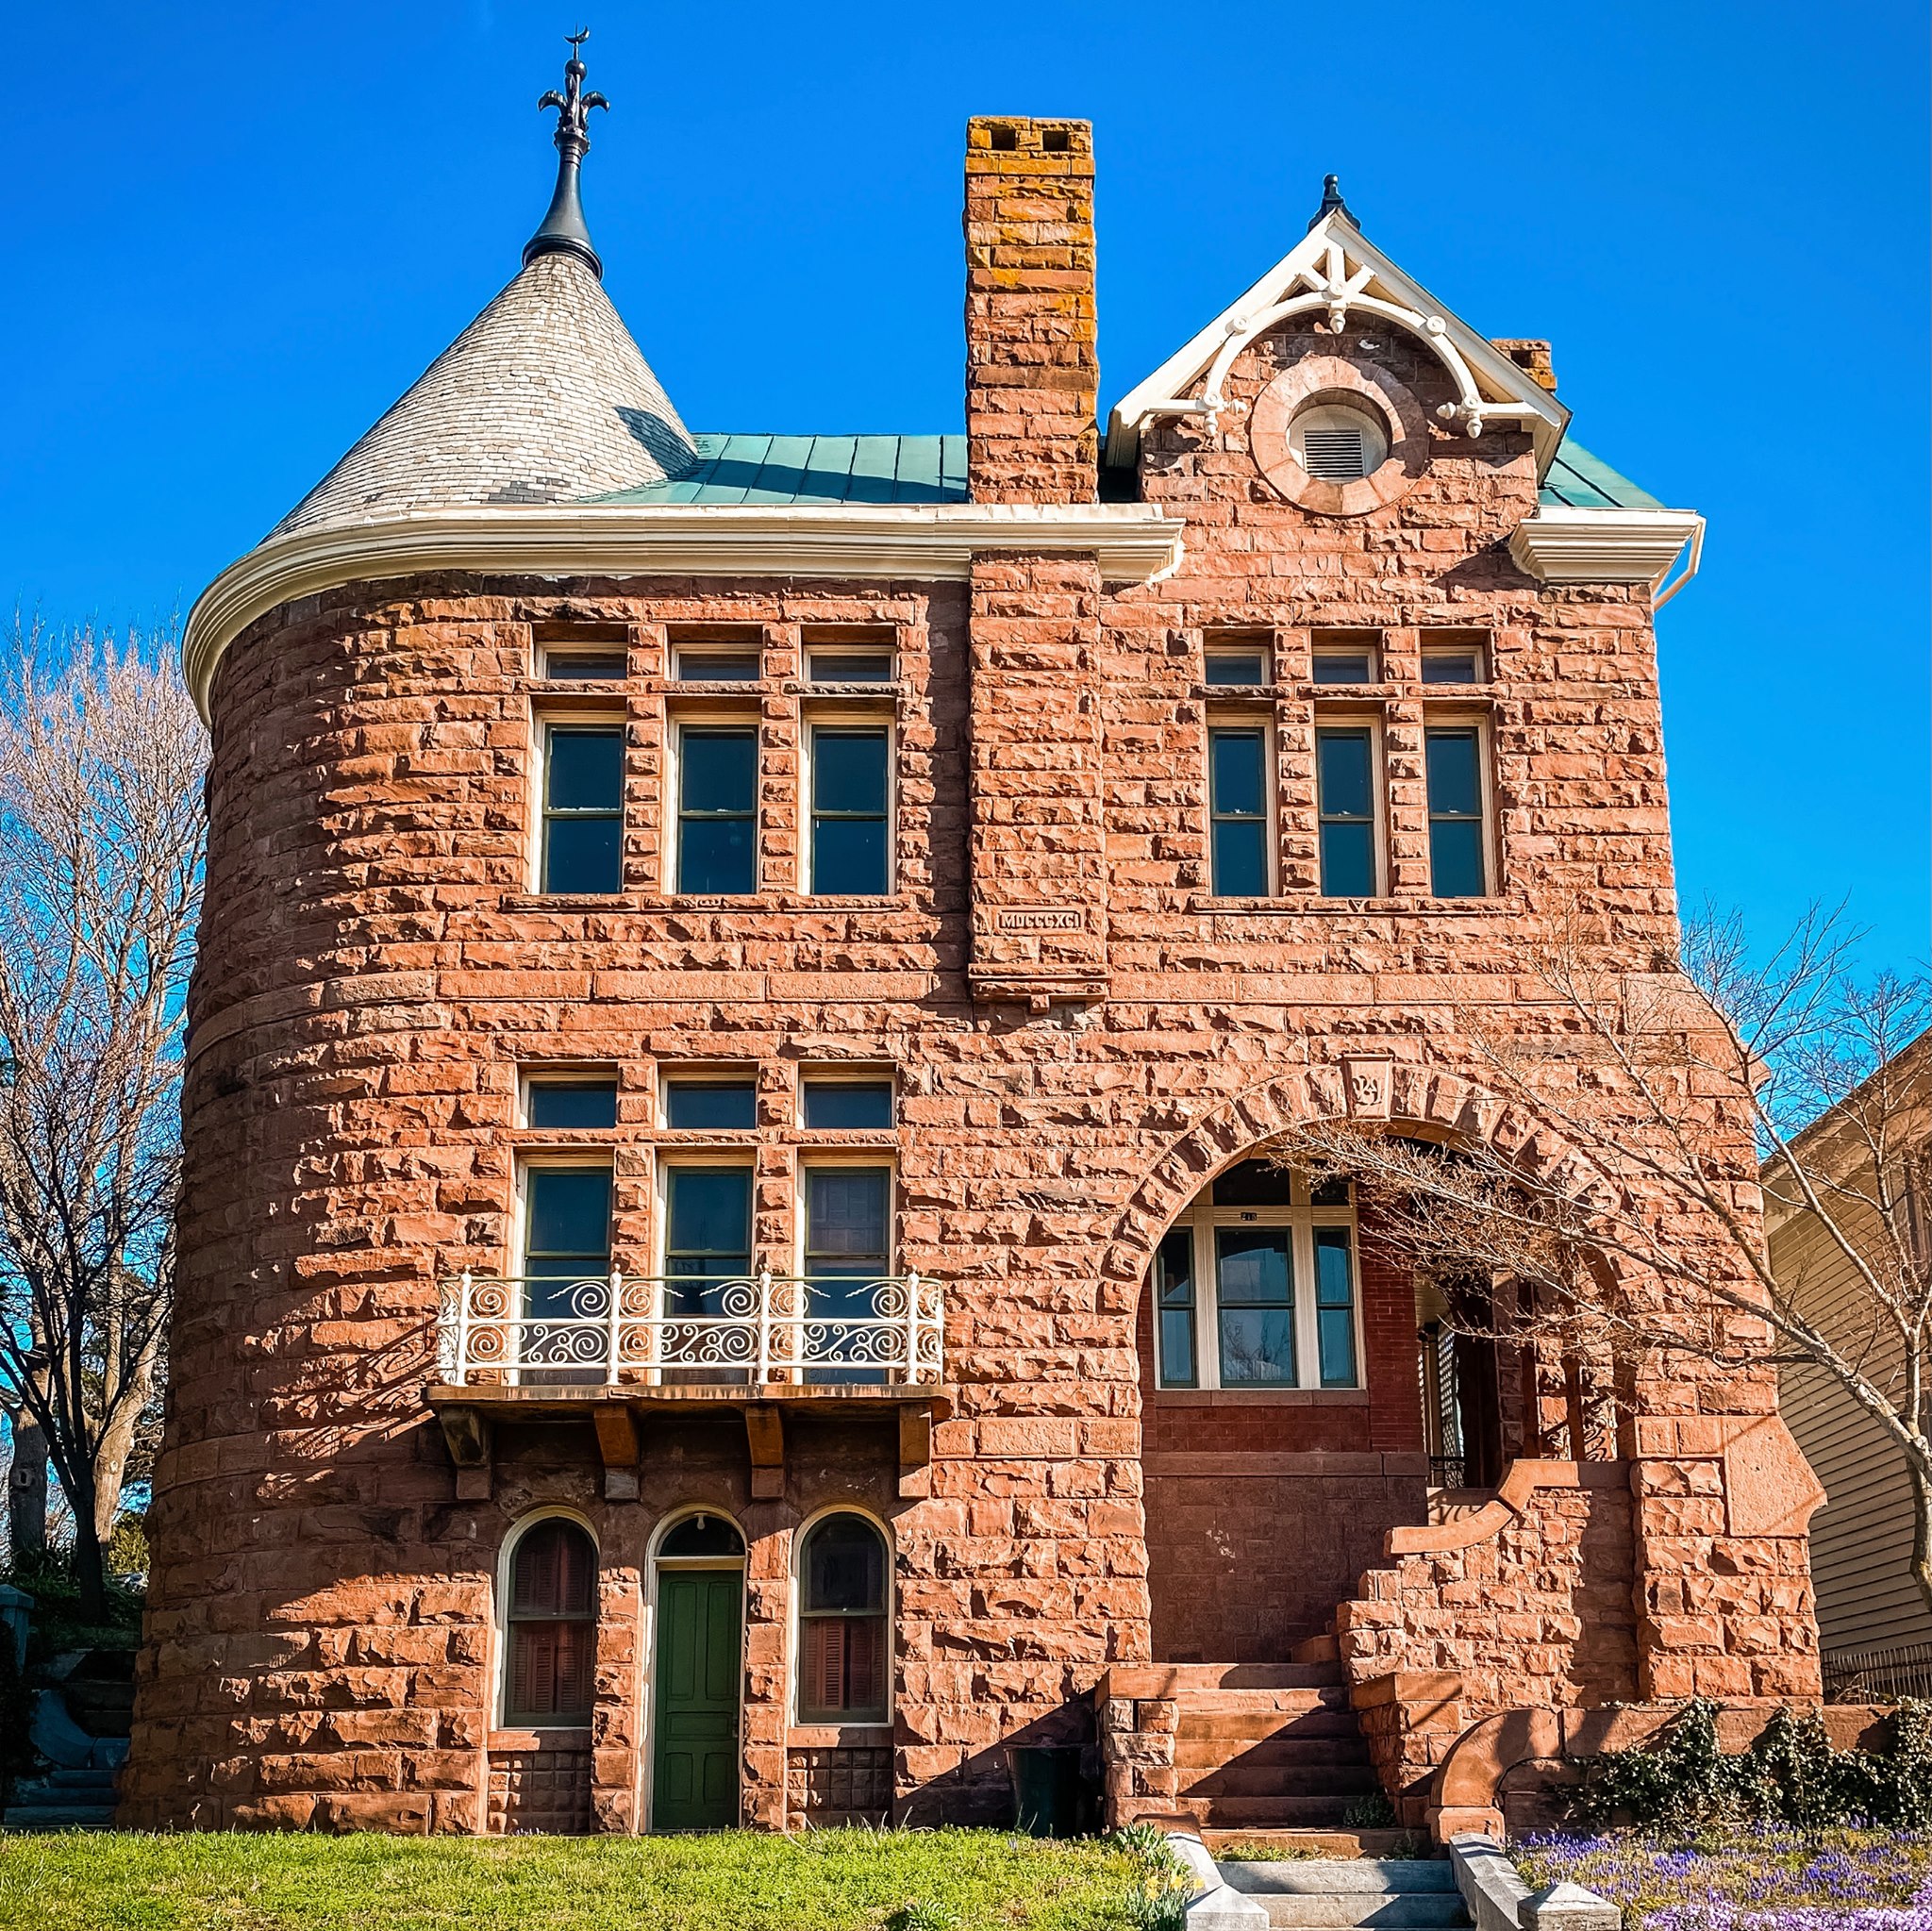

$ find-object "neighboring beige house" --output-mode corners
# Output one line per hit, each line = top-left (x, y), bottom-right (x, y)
(1772, 1029), (1932, 1691)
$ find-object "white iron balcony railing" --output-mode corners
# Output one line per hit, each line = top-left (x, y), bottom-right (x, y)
(436, 1271), (942, 1389)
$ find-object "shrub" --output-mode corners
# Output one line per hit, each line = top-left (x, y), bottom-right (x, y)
(1575, 1698), (1932, 1830)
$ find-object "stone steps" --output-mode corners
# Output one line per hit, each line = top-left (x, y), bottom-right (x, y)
(1174, 1734), (1373, 1769)
(1159, 1652), (1380, 1834)
(1174, 1687), (1351, 1717)
(1178, 1706), (1361, 1743)
(1220, 1859), (1469, 1929)
(1177, 1794), (1375, 1827)
(1185, 1762), (1382, 1800)
(4, 1766), (119, 1832)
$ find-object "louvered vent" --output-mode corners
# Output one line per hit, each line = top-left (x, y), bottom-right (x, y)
(1289, 404), (1389, 483)
(1301, 425), (1370, 479)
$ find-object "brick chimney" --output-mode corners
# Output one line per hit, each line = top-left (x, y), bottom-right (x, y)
(964, 117), (1098, 504)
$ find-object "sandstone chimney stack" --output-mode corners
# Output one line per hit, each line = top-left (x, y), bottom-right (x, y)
(963, 117), (1098, 503)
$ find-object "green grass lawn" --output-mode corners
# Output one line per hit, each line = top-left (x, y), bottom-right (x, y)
(0, 1827), (1158, 1931)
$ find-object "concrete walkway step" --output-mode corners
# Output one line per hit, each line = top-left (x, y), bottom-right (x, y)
(1220, 1861), (1468, 1929)
(1243, 1897), (1469, 1928)
(1223, 1862), (1459, 1893)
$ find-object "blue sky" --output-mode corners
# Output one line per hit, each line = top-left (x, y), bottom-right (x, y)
(3, 1), (1925, 971)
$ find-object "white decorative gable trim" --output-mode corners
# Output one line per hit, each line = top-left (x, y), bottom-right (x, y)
(1105, 211), (1570, 470)
(1508, 508), (1705, 601)
(181, 503), (1184, 720)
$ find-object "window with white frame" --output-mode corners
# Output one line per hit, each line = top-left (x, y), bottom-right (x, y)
(1152, 1160), (1362, 1390)
(537, 720), (625, 894)
(1424, 720), (1491, 898)
(1207, 722), (1274, 897)
(806, 723), (892, 895)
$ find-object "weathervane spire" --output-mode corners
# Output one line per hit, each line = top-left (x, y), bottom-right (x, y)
(523, 28), (610, 277)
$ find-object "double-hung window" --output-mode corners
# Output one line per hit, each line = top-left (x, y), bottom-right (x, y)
(1315, 724), (1378, 897)
(1208, 724), (1272, 897)
(802, 1165), (892, 1385)
(1424, 724), (1490, 897)
(1150, 1162), (1362, 1391)
(808, 726), (891, 895)
(518, 1162), (613, 1385)
(539, 724), (624, 894)
(675, 725), (758, 895)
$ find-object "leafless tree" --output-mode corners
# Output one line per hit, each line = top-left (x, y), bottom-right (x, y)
(1274, 903), (1932, 1610)
(0, 621), (204, 1614)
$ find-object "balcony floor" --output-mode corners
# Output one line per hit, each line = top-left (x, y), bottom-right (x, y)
(425, 1381), (952, 1503)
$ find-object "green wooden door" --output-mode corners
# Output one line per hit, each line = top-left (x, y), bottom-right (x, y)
(652, 1571), (742, 1830)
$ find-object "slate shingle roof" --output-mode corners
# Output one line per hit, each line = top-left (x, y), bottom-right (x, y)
(270, 250), (696, 539)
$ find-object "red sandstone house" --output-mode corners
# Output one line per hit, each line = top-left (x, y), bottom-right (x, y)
(124, 55), (1829, 1840)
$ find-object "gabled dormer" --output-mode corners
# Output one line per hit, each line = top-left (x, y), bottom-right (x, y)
(1105, 180), (1702, 595)
(1108, 180), (1570, 475)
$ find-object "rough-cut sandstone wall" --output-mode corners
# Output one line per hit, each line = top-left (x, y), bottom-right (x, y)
(125, 174), (1823, 1829)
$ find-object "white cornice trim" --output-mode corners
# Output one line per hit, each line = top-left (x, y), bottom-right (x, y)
(182, 502), (1186, 719)
(1507, 507), (1705, 589)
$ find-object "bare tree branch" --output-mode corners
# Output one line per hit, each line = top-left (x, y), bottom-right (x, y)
(0, 618), (204, 1613)
(1271, 901), (1932, 1613)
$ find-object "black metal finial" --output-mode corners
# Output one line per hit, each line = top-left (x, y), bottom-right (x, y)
(1308, 173), (1361, 233)
(523, 29), (610, 277)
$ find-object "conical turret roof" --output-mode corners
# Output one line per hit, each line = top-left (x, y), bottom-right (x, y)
(270, 249), (696, 539)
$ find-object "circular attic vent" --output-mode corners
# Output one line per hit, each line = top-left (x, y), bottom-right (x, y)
(1290, 404), (1389, 481)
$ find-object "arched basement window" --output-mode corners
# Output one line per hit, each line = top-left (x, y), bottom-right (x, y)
(506, 1519), (597, 1725)
(797, 1513), (889, 1723)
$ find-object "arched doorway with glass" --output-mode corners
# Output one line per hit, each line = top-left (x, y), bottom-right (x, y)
(649, 1510), (746, 1831)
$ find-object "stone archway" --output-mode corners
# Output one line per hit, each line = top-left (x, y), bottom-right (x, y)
(1101, 1055), (1606, 1666)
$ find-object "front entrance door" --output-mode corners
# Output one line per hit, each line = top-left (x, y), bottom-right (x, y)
(652, 1570), (742, 1830)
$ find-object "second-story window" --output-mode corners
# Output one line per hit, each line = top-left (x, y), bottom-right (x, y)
(1424, 724), (1490, 898)
(1315, 725), (1377, 897)
(1151, 1163), (1362, 1391)
(676, 726), (758, 895)
(802, 1165), (892, 1385)
(661, 1166), (754, 1318)
(540, 724), (624, 895)
(1208, 724), (1271, 897)
(808, 726), (891, 895)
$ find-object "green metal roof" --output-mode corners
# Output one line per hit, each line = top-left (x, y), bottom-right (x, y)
(599, 434), (969, 506)
(1540, 441), (1659, 510)
(594, 430), (1658, 511)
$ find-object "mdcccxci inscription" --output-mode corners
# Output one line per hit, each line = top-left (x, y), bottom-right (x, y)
(994, 907), (1086, 934)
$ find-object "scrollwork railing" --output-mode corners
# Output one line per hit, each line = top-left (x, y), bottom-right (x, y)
(436, 1271), (941, 1387)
